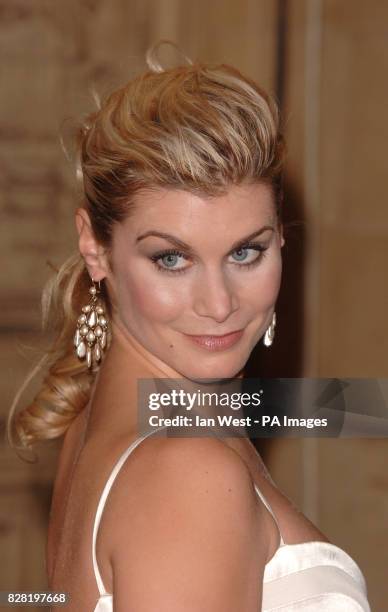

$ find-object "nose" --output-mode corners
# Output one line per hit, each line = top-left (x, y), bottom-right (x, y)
(193, 268), (239, 323)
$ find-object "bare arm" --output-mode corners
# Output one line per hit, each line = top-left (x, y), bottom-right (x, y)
(109, 436), (270, 611)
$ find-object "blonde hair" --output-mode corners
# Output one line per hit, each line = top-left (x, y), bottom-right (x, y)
(8, 43), (285, 451)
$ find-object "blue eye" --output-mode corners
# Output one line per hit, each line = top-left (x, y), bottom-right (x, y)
(151, 250), (189, 273)
(150, 242), (268, 275)
(161, 253), (180, 267)
(232, 248), (250, 262)
(229, 244), (267, 266)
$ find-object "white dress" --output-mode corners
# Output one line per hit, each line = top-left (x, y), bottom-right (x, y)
(92, 428), (371, 611)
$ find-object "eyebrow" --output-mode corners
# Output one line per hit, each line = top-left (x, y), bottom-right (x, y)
(136, 226), (275, 254)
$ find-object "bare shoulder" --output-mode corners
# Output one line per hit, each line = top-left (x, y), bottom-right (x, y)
(103, 435), (270, 611)
(106, 435), (263, 524)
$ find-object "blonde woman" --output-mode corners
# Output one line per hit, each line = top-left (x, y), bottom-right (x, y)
(9, 45), (371, 611)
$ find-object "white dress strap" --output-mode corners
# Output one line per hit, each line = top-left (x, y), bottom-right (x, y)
(92, 426), (169, 595)
(254, 483), (285, 547)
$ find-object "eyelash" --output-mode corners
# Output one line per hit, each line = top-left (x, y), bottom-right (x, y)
(150, 242), (269, 275)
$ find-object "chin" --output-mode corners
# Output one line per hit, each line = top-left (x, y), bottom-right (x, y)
(177, 360), (246, 383)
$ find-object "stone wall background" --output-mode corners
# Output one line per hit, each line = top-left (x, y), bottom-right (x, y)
(1, 1), (387, 610)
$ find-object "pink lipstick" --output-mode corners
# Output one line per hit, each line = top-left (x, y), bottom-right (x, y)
(184, 329), (244, 351)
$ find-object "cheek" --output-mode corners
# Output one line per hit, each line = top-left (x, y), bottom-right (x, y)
(244, 254), (282, 310)
(118, 268), (187, 323)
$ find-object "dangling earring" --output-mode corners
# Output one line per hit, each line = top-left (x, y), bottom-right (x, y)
(74, 278), (109, 369)
(263, 312), (276, 347)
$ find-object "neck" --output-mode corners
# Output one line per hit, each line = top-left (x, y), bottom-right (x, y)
(85, 319), (188, 438)
(85, 319), (245, 441)
(112, 319), (185, 378)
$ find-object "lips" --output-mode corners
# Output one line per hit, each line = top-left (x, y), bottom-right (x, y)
(183, 329), (244, 351)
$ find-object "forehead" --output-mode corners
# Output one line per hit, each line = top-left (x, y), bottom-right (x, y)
(120, 182), (276, 239)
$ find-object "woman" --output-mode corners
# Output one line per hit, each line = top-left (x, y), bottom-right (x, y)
(9, 45), (371, 611)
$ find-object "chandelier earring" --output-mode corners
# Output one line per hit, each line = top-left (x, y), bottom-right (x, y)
(263, 312), (276, 347)
(74, 278), (109, 369)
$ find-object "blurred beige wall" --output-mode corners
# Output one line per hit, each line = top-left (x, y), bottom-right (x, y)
(1, 1), (387, 610)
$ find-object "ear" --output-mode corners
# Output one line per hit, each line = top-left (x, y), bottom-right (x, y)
(75, 208), (110, 281)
